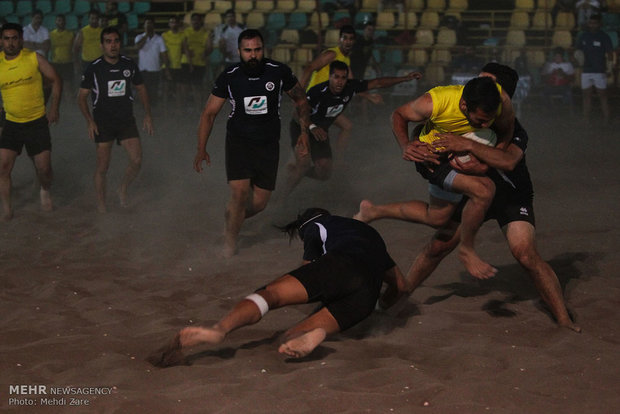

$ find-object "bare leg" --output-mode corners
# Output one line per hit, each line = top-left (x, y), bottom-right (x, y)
(353, 197), (455, 226)
(0, 149), (17, 221)
(278, 307), (340, 358)
(281, 150), (312, 199)
(449, 174), (497, 279)
(245, 184), (271, 219)
(596, 87), (610, 122)
(119, 137), (142, 208)
(32, 150), (53, 212)
(378, 265), (409, 309)
(305, 157), (332, 181)
(333, 115), (352, 156)
(503, 221), (581, 332)
(582, 86), (592, 121)
(94, 142), (113, 213)
(224, 179), (252, 257)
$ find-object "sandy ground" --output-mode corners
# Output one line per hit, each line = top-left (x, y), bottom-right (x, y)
(1, 88), (619, 413)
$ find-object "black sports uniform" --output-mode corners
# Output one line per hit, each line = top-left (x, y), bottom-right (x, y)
(212, 58), (298, 190)
(290, 79), (369, 161)
(289, 214), (395, 330)
(80, 55), (143, 143)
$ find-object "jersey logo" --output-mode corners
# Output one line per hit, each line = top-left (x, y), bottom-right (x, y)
(244, 96), (268, 115)
(108, 79), (126, 97)
(325, 104), (344, 117)
(123, 69), (131, 77)
(519, 207), (529, 216)
(265, 81), (275, 91)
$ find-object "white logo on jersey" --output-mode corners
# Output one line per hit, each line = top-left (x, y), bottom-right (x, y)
(343, 96), (350, 103)
(123, 69), (131, 77)
(325, 104), (344, 117)
(265, 81), (275, 91)
(244, 96), (268, 115)
(519, 207), (529, 216)
(108, 79), (126, 97)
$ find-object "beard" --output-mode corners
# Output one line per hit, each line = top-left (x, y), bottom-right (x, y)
(240, 57), (265, 77)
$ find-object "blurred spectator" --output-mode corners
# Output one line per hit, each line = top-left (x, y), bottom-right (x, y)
(378, 0), (404, 27)
(552, 0), (577, 25)
(50, 14), (75, 94)
(74, 10), (103, 72)
(541, 47), (575, 106)
(23, 9), (50, 56)
(162, 16), (186, 105)
(105, 1), (128, 44)
(212, 9), (245, 65)
(350, 21), (380, 78)
(135, 16), (169, 106)
(576, 0), (607, 28)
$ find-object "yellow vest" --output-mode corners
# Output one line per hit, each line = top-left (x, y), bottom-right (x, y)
(50, 29), (74, 64)
(182, 27), (209, 66)
(0, 49), (45, 123)
(420, 84), (502, 145)
(307, 46), (350, 91)
(81, 25), (103, 62)
(162, 30), (184, 69)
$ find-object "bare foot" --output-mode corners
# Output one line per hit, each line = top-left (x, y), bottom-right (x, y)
(353, 199), (375, 223)
(97, 203), (107, 214)
(178, 326), (226, 348)
(378, 283), (407, 310)
(458, 247), (497, 279)
(559, 320), (582, 333)
(40, 188), (53, 212)
(220, 244), (237, 259)
(278, 328), (327, 358)
(147, 334), (188, 368)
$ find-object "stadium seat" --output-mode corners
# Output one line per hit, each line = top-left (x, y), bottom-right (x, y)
(408, 48), (429, 66)
(126, 12), (138, 30)
(525, 48), (546, 68)
(271, 46), (291, 62)
(117, 2), (131, 13)
(431, 48), (452, 65)
(246, 12), (265, 29)
(426, 0), (446, 10)
(505, 30), (526, 47)
(332, 10), (352, 26)
(15, 1), (33, 17)
(415, 28), (435, 46)
(65, 14), (78, 30)
(72, 0), (91, 16)
(5, 14), (19, 23)
(193, 0), (212, 13)
(531, 10), (553, 29)
(133, 2), (151, 15)
(43, 14), (57, 30)
(293, 47), (314, 64)
(514, 0), (535, 11)
(309, 12), (329, 29)
(211, 1), (231, 13)
(0, 1), (14, 16)
(509, 11), (530, 29)
(324, 29), (340, 46)
(255, 1), (274, 13)
(406, 0), (425, 10)
(360, 0), (380, 12)
(602, 12), (620, 30)
(375, 12), (395, 29)
(235, 1), (254, 13)
(502, 48), (521, 66)
(424, 63), (445, 84)
(204, 12), (222, 30)
(35, 0), (53, 15)
(447, 0), (468, 11)
(555, 11), (576, 29)
(395, 12), (418, 30)
(605, 29), (619, 48)
(266, 12), (286, 31)
(274, 0), (296, 13)
(419, 11), (440, 29)
(383, 48), (405, 75)
(288, 12), (308, 30)
(54, 0), (71, 15)
(551, 30), (572, 48)
(279, 29), (300, 45)
(296, 0), (316, 13)
(436, 27), (457, 46)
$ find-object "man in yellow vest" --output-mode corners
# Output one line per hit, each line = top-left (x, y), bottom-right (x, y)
(300, 25), (356, 156)
(50, 14), (75, 96)
(162, 15), (186, 105)
(73, 9), (103, 72)
(0, 23), (62, 220)
(182, 13), (212, 106)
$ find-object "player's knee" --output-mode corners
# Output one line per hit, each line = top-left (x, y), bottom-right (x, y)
(470, 178), (495, 203)
(245, 293), (269, 318)
(511, 243), (538, 270)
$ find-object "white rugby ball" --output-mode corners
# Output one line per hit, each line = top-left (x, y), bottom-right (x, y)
(457, 128), (497, 163)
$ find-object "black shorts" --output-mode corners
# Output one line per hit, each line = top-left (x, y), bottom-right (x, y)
(181, 64), (206, 85)
(52, 62), (74, 82)
(289, 119), (332, 161)
(289, 253), (383, 331)
(225, 134), (279, 190)
(169, 68), (184, 83)
(94, 117), (140, 144)
(0, 116), (51, 156)
(415, 159), (456, 189)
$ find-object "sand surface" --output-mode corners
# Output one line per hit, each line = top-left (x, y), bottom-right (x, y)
(1, 90), (619, 413)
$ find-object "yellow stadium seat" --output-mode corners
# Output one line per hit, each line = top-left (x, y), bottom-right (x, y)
(509, 11), (530, 29)
(235, 1), (254, 13)
(426, 0), (446, 10)
(274, 0), (296, 13)
(408, 48), (429, 66)
(555, 11), (576, 29)
(204, 12), (222, 30)
(309, 12), (329, 29)
(376, 11), (395, 29)
(293, 47), (314, 63)
(212, 1), (232, 13)
(505, 29), (526, 47)
(246, 12), (265, 29)
(552, 30), (573, 48)
(424, 63), (445, 84)
(502, 48), (522, 66)
(531, 11), (553, 29)
(415, 28), (435, 46)
(525, 48), (546, 68)
(254, 1), (274, 12)
(324, 29), (340, 47)
(296, 0), (316, 13)
(279, 29), (300, 45)
(271, 46), (291, 63)
(514, 0), (535, 11)
(431, 48), (452, 65)
(193, 0), (211, 13)
(436, 27), (457, 46)
(447, 0), (468, 11)
(406, 0), (425, 10)
(419, 11), (440, 28)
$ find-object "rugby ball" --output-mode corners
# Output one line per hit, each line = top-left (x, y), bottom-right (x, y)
(457, 128), (497, 163)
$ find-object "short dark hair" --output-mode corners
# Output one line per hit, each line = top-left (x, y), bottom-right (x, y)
(339, 24), (356, 38)
(191, 12), (203, 20)
(224, 9), (235, 16)
(144, 16), (154, 23)
(237, 29), (263, 48)
(32, 9), (43, 18)
(329, 60), (349, 75)
(462, 76), (501, 115)
(56, 13), (66, 20)
(1, 22), (23, 37)
(279, 208), (331, 242)
(589, 14), (602, 22)
(480, 62), (519, 99)
(89, 9), (100, 17)
(100, 26), (120, 43)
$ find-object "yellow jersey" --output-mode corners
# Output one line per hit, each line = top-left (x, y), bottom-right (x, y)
(80, 25), (103, 62)
(181, 27), (209, 66)
(419, 84), (502, 145)
(50, 29), (74, 64)
(307, 46), (350, 91)
(162, 30), (184, 69)
(0, 49), (46, 123)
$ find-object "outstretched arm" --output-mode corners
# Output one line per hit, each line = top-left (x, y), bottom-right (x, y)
(366, 71), (422, 90)
(299, 50), (336, 89)
(194, 94), (226, 172)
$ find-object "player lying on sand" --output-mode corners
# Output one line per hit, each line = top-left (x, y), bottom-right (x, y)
(151, 208), (406, 365)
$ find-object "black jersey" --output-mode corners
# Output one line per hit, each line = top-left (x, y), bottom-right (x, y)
(307, 79), (369, 130)
(299, 215), (395, 274)
(489, 118), (534, 196)
(212, 58), (298, 141)
(80, 55), (143, 122)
